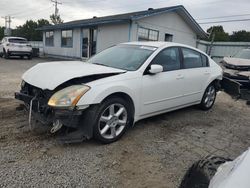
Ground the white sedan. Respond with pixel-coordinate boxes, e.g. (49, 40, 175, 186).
(15, 42, 222, 144)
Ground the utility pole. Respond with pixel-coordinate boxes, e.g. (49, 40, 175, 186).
(1, 15, 13, 36)
(51, 0, 62, 17)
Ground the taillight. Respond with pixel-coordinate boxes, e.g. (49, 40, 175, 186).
(6, 43, 10, 46)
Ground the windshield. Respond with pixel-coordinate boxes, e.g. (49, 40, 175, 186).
(234, 49, 250, 60)
(8, 38, 27, 44)
(88, 44, 156, 71)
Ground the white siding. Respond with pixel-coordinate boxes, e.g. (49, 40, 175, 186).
(133, 12, 197, 47)
(42, 11, 200, 58)
(96, 23, 129, 52)
(44, 28, 81, 58)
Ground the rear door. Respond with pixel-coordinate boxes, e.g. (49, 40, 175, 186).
(180, 47, 211, 103)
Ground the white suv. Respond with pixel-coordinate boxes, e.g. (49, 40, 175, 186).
(0, 37, 32, 59)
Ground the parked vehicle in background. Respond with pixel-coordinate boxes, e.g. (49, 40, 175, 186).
(179, 148, 250, 188)
(0, 37, 32, 59)
(15, 42, 222, 144)
(221, 48, 250, 88)
(220, 49, 250, 103)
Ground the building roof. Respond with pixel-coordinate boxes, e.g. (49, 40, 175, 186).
(38, 5, 207, 38)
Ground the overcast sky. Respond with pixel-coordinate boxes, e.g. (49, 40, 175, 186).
(0, 0, 250, 33)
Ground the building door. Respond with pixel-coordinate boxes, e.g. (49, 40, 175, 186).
(81, 28, 97, 59)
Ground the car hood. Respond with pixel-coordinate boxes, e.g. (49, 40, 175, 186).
(224, 57, 250, 67)
(22, 61, 126, 90)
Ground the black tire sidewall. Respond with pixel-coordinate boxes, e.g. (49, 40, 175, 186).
(200, 84, 216, 110)
(3, 49, 9, 59)
(93, 97, 132, 144)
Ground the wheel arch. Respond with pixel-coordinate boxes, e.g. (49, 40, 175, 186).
(101, 92, 135, 122)
(208, 78, 221, 91)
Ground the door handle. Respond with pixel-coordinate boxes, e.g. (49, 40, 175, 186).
(176, 75, 184, 80)
(204, 71, 210, 75)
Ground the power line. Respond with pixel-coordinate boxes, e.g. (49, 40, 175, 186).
(199, 18, 250, 24)
(1, 16, 14, 29)
(196, 13, 250, 20)
(51, 0, 62, 16)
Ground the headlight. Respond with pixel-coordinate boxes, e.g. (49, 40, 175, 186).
(48, 85, 90, 108)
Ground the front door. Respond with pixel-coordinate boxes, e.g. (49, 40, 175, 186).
(141, 47, 186, 115)
(81, 28, 97, 59)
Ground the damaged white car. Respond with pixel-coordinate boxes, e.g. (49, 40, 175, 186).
(15, 42, 222, 143)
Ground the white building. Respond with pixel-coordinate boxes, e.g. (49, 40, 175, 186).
(38, 5, 207, 59)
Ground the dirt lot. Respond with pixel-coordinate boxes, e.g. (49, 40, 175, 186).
(0, 57, 250, 187)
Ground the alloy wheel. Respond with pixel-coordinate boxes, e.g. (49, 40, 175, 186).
(204, 86, 216, 108)
(98, 103, 128, 140)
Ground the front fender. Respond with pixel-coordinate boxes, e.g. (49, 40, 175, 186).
(76, 79, 141, 119)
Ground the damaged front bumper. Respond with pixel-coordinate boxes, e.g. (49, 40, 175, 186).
(15, 92, 83, 128)
(15, 90, 93, 143)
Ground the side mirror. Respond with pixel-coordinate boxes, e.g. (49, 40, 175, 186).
(148, 64, 163, 74)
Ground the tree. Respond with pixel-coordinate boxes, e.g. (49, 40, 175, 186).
(50, 14, 63, 25)
(206, 26, 229, 42)
(12, 19, 50, 41)
(0, 27, 4, 40)
(230, 30, 250, 42)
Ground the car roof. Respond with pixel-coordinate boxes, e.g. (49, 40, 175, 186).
(5, 37, 27, 40)
(121, 41, 207, 55)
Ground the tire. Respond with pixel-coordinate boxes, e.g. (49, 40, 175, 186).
(20, 55, 24, 59)
(92, 97, 133, 144)
(199, 83, 217, 110)
(179, 156, 231, 188)
(27, 55, 32, 60)
(3, 49, 9, 59)
(0, 53, 3, 58)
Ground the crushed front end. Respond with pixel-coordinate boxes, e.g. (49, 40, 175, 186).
(14, 81, 91, 143)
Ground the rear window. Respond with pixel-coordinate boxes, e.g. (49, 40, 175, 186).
(182, 48, 209, 68)
(8, 38, 27, 43)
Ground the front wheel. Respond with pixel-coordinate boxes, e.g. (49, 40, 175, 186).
(199, 84, 217, 110)
(93, 97, 132, 144)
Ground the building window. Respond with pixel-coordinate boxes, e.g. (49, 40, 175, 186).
(45, 31, 54, 46)
(61, 30, 73, 47)
(165, 33, 173, 42)
(138, 27, 159, 41)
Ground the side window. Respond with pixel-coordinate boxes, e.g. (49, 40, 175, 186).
(182, 48, 203, 69)
(201, 54, 209, 67)
(151, 47, 181, 72)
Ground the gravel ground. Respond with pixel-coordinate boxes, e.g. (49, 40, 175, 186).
(0, 57, 250, 187)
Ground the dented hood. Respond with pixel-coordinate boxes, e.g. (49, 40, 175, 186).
(22, 61, 125, 90)
(224, 57, 250, 67)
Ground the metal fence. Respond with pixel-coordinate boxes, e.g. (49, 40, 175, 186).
(197, 40, 250, 62)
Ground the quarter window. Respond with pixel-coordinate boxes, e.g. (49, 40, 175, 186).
(201, 54, 209, 67)
(138, 27, 159, 41)
(61, 30, 73, 47)
(182, 48, 203, 69)
(151, 47, 181, 72)
(45, 31, 54, 46)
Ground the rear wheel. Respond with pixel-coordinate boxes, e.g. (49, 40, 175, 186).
(199, 84, 216, 110)
(3, 49, 9, 59)
(93, 97, 132, 144)
(27, 54, 32, 60)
